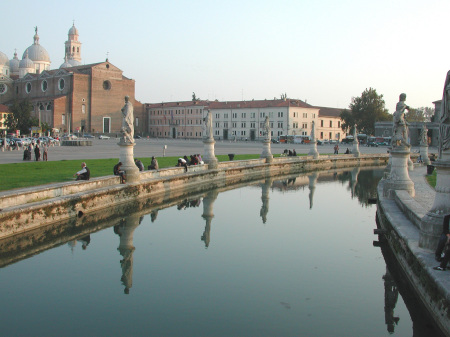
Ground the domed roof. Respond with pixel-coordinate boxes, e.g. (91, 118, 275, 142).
(68, 58, 81, 66)
(22, 27, 51, 63)
(68, 23, 79, 36)
(10, 51, 20, 73)
(0, 51, 9, 66)
(60, 56, 72, 68)
(19, 51, 34, 69)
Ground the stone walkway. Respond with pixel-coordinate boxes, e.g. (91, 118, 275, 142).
(409, 164, 436, 211)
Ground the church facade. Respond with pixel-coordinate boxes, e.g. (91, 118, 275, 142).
(0, 24, 144, 135)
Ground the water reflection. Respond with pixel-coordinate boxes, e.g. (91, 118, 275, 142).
(0, 167, 443, 336)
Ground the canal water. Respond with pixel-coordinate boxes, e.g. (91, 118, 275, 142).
(0, 168, 444, 337)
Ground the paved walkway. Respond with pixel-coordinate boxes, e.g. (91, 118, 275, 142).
(409, 164, 436, 211)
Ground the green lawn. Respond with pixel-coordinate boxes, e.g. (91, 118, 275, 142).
(0, 154, 262, 192)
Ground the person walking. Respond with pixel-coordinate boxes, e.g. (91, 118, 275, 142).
(42, 144, 48, 161)
(34, 144, 41, 161)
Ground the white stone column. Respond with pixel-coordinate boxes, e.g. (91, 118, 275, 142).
(260, 139, 273, 163)
(352, 128, 360, 157)
(383, 147, 415, 198)
(118, 140, 140, 183)
(203, 138, 218, 169)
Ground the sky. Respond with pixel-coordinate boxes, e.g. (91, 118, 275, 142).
(2, 0, 449, 112)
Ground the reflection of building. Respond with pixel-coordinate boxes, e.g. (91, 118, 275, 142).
(0, 25, 144, 135)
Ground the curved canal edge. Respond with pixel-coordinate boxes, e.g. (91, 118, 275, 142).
(376, 166, 450, 336)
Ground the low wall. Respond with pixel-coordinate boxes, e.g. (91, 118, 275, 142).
(61, 140, 92, 146)
(376, 180, 450, 335)
(0, 154, 388, 239)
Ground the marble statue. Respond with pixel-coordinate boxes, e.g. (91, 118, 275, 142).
(121, 96, 134, 143)
(263, 116, 271, 140)
(203, 110, 213, 140)
(310, 120, 316, 142)
(439, 71, 450, 158)
(420, 124, 428, 146)
(392, 93, 410, 148)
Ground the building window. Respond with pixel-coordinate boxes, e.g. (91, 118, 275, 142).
(278, 112, 283, 117)
(320, 132, 323, 139)
(215, 130, 220, 136)
(232, 113, 237, 118)
(58, 78, 65, 90)
(224, 113, 228, 118)
(215, 113, 220, 119)
(329, 121, 333, 127)
(215, 122, 220, 128)
(320, 120, 324, 127)
(241, 113, 246, 118)
(329, 132, 332, 139)
(223, 122, 228, 128)
(82, 104, 86, 114)
(278, 122, 283, 128)
(260, 112, 265, 118)
(303, 113, 307, 118)
(338, 121, 341, 128)
(46, 103, 52, 111)
(0, 83, 6, 95)
(242, 130, 246, 136)
(302, 123, 307, 129)
(232, 122, 237, 128)
(250, 122, 255, 128)
(103, 80, 111, 90)
(41, 80, 48, 92)
(251, 112, 255, 118)
(26, 82, 32, 93)
(103, 117, 111, 133)
(62, 114, 66, 125)
(135, 118, 139, 127)
(241, 122, 246, 128)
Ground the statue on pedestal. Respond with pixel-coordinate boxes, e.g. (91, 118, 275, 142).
(121, 96, 134, 143)
(310, 120, 316, 142)
(203, 110, 213, 140)
(263, 116, 271, 141)
(420, 124, 428, 146)
(439, 71, 450, 158)
(392, 93, 410, 148)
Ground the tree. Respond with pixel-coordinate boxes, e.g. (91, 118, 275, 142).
(192, 92, 200, 102)
(405, 106, 435, 122)
(5, 99, 38, 135)
(340, 88, 391, 136)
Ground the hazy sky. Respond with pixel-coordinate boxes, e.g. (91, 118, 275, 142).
(3, 0, 449, 112)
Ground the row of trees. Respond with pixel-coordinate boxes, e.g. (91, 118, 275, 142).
(340, 88, 434, 136)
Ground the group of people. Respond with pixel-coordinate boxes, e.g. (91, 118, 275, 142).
(283, 149, 297, 156)
(177, 154, 204, 172)
(23, 142, 48, 161)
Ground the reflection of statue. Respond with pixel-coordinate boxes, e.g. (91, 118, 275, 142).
(121, 96, 134, 143)
(203, 110, 213, 140)
(383, 270, 400, 333)
(392, 93, 410, 147)
(420, 124, 428, 146)
(439, 71, 450, 158)
(263, 116, 271, 140)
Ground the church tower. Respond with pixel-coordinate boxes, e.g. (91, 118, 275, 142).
(65, 23, 82, 66)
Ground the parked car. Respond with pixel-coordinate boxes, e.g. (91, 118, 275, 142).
(316, 140, 323, 145)
(271, 139, 280, 144)
(62, 134, 78, 140)
(322, 139, 329, 144)
(12, 138, 24, 147)
(367, 141, 378, 147)
(99, 135, 110, 139)
(134, 135, 142, 139)
(83, 134, 95, 138)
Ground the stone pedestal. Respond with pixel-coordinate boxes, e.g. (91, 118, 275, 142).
(408, 156, 414, 171)
(420, 154, 450, 249)
(383, 146, 415, 198)
(203, 138, 218, 169)
(118, 141, 140, 183)
(260, 139, 273, 163)
(308, 141, 319, 159)
(420, 145, 431, 165)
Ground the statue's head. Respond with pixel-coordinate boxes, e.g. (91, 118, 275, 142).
(124, 95, 129, 102)
(399, 93, 406, 101)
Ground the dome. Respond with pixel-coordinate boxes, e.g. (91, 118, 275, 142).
(60, 56, 72, 68)
(68, 58, 81, 66)
(19, 52, 34, 69)
(10, 51, 20, 73)
(68, 23, 79, 36)
(22, 27, 51, 63)
(0, 51, 9, 66)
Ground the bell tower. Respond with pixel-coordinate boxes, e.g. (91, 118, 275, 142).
(65, 22, 82, 64)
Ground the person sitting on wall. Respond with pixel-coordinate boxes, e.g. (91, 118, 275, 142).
(148, 156, 159, 170)
(74, 162, 90, 181)
(134, 159, 144, 171)
(177, 157, 188, 172)
(345, 148, 350, 154)
(292, 149, 297, 156)
(114, 162, 126, 184)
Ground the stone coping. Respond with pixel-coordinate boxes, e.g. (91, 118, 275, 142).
(377, 170, 450, 335)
